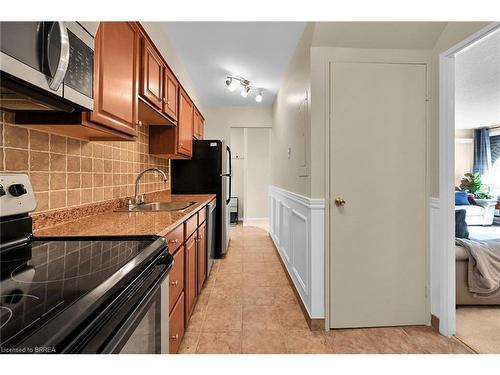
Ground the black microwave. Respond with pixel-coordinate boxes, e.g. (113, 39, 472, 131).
(0, 22, 98, 112)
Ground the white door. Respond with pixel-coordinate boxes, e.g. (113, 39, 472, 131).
(329, 62, 428, 328)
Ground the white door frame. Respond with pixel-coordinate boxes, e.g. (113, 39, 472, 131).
(438, 23, 500, 337)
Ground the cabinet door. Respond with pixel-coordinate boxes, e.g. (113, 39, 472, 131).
(141, 39, 163, 109)
(169, 292, 185, 354)
(197, 222, 207, 293)
(178, 88, 194, 157)
(169, 245, 184, 313)
(184, 234, 197, 323)
(193, 108, 201, 139)
(163, 67, 178, 121)
(89, 22, 138, 137)
(199, 116, 204, 140)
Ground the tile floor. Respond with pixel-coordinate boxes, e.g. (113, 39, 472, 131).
(179, 224, 474, 354)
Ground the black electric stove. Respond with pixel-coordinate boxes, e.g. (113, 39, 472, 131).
(0, 174, 173, 354)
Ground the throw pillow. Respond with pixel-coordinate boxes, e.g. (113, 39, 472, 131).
(467, 193, 477, 205)
(455, 209, 469, 239)
(455, 191, 470, 206)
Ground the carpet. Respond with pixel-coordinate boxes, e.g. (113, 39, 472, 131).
(456, 306, 500, 353)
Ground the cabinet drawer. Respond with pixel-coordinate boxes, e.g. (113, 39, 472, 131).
(169, 292, 185, 354)
(165, 224, 184, 254)
(169, 245, 185, 313)
(185, 213, 198, 240)
(198, 206, 206, 225)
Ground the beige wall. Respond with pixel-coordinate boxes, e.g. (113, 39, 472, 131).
(271, 23, 315, 197)
(229, 128, 245, 219)
(228, 127, 271, 220)
(244, 128, 271, 219)
(204, 106, 273, 141)
(455, 129, 474, 186)
(312, 22, 446, 49)
(0, 111, 169, 213)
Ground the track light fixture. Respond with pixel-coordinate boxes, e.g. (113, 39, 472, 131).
(225, 75, 264, 103)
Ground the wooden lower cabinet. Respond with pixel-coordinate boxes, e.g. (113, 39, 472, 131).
(166, 204, 210, 353)
(169, 246, 185, 312)
(197, 222, 207, 294)
(184, 233, 198, 323)
(165, 223, 184, 254)
(169, 292, 185, 354)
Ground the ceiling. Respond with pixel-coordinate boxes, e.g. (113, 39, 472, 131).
(162, 22, 306, 107)
(455, 28, 500, 129)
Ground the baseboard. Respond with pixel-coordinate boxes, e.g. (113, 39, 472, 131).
(269, 234, 325, 331)
(431, 314, 440, 332)
(244, 217, 268, 221)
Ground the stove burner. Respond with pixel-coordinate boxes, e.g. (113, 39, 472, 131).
(0, 306, 13, 329)
(4, 290, 25, 304)
(0, 293, 39, 305)
(9, 248, 133, 283)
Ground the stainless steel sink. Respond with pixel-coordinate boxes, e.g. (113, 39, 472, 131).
(115, 201, 196, 212)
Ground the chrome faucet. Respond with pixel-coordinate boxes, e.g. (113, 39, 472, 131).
(134, 168, 168, 204)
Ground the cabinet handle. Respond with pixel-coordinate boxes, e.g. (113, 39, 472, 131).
(168, 239, 179, 244)
(137, 121, 143, 126)
(170, 334, 179, 341)
(163, 97, 167, 103)
(170, 280, 179, 287)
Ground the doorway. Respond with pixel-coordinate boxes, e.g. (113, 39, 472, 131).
(229, 127, 271, 230)
(440, 23, 500, 351)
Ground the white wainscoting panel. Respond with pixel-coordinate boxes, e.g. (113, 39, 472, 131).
(269, 185, 325, 318)
(430, 197, 441, 320)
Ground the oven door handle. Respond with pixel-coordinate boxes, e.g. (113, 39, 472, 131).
(47, 22, 70, 91)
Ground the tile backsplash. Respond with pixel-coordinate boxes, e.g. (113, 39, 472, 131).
(0, 111, 170, 213)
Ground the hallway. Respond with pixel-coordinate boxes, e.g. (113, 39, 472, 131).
(179, 225, 474, 354)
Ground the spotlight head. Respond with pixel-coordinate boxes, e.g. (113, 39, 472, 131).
(240, 86, 250, 98)
(226, 77, 237, 92)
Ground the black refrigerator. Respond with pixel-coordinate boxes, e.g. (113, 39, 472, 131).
(171, 140, 232, 258)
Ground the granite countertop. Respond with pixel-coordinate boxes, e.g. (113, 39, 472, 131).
(34, 192, 216, 237)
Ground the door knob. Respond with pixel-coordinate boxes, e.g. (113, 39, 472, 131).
(334, 197, 346, 206)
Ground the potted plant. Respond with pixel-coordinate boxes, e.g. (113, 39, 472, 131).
(458, 172, 492, 199)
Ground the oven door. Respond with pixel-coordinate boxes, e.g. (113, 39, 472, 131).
(118, 276, 169, 354)
(70, 250, 171, 354)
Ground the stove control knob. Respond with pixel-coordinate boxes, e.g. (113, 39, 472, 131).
(0, 184, 6, 197)
(9, 183, 27, 197)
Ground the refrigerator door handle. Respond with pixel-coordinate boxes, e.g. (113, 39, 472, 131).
(226, 146, 232, 205)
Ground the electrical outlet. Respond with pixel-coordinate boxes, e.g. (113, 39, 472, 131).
(287, 147, 291, 160)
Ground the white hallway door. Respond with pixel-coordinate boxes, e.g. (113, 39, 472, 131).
(330, 62, 428, 328)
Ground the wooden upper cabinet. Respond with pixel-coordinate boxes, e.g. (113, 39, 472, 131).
(178, 88, 194, 157)
(141, 39, 163, 109)
(199, 115, 204, 140)
(163, 67, 178, 121)
(89, 22, 139, 137)
(193, 108, 202, 140)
